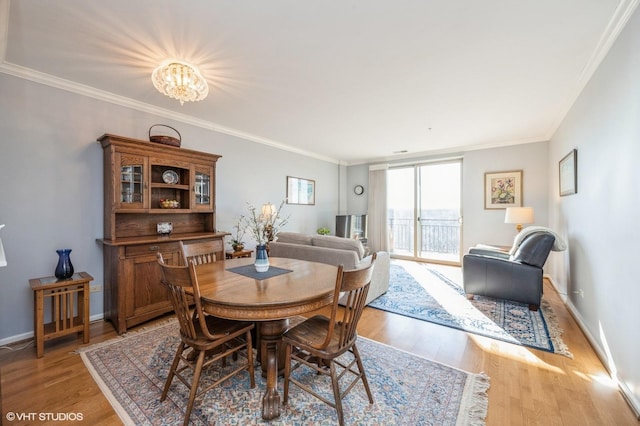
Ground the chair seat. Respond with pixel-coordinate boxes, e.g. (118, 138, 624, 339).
(283, 315, 356, 358)
(185, 315, 254, 350)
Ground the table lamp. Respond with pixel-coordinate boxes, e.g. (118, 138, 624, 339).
(261, 203, 277, 220)
(261, 203, 277, 242)
(504, 207, 534, 232)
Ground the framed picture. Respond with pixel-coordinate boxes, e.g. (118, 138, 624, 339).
(484, 170, 522, 209)
(286, 176, 315, 205)
(559, 149, 577, 196)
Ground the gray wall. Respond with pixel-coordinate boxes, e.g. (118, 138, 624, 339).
(546, 5, 640, 413)
(346, 141, 549, 258)
(462, 142, 549, 253)
(0, 72, 338, 342)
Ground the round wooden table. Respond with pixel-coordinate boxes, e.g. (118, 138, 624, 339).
(194, 257, 338, 420)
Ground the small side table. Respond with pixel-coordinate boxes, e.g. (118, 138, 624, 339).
(29, 272, 93, 358)
(225, 250, 252, 259)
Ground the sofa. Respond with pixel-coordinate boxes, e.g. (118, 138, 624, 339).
(268, 232, 390, 305)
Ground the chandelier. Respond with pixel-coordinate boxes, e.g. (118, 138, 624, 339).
(151, 60, 209, 105)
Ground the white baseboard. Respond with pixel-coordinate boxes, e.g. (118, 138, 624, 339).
(0, 313, 105, 347)
(0, 330, 32, 347)
(546, 274, 640, 419)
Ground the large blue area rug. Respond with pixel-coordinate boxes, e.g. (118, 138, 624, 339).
(369, 263, 572, 357)
(80, 320, 489, 425)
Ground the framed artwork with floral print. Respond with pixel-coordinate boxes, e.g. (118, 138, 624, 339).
(484, 170, 522, 209)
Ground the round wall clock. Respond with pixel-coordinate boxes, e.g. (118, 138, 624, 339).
(354, 185, 364, 195)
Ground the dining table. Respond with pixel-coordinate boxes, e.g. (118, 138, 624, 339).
(194, 256, 339, 420)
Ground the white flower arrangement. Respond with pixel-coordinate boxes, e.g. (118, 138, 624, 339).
(245, 200, 290, 246)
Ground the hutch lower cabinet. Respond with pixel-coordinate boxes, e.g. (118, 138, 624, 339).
(102, 237, 223, 334)
(98, 134, 227, 334)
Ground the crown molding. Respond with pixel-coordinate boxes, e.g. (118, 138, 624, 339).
(0, 1, 338, 164)
(545, 0, 640, 140)
(0, 61, 340, 164)
(2, 0, 637, 166)
(0, 0, 339, 166)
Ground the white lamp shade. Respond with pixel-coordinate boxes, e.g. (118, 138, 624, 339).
(261, 203, 277, 218)
(504, 207, 534, 225)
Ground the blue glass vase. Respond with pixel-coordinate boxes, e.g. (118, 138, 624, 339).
(55, 249, 74, 279)
(254, 244, 270, 272)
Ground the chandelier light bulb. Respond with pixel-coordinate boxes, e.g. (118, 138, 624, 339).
(152, 60, 209, 105)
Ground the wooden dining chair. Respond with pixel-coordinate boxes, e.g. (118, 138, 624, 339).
(180, 240, 218, 266)
(157, 253, 255, 426)
(181, 240, 255, 361)
(282, 253, 377, 426)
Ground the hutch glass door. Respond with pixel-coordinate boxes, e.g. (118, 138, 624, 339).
(117, 153, 147, 209)
(193, 166, 213, 210)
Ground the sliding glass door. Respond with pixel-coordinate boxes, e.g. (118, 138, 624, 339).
(388, 160, 462, 264)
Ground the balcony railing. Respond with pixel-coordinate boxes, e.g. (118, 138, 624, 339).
(389, 218, 460, 256)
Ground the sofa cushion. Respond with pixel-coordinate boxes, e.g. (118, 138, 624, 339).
(275, 232, 312, 246)
(312, 235, 365, 259)
(268, 242, 359, 269)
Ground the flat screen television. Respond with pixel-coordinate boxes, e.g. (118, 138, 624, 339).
(335, 215, 367, 243)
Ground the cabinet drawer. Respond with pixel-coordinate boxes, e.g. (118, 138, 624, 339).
(125, 242, 181, 257)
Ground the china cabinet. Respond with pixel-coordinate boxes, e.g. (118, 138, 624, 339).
(98, 134, 227, 334)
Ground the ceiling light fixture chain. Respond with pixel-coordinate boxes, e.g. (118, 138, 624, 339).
(151, 60, 209, 105)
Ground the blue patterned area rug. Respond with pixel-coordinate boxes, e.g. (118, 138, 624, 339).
(79, 320, 489, 425)
(369, 263, 572, 357)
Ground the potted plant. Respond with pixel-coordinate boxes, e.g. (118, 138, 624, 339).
(316, 227, 330, 235)
(230, 216, 247, 252)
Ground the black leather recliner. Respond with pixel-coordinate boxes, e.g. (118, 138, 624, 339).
(462, 231, 556, 311)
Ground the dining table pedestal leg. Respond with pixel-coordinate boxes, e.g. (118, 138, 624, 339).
(258, 319, 289, 420)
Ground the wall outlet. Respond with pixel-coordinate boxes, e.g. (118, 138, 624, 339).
(90, 284, 103, 293)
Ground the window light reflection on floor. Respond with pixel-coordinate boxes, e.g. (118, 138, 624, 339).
(397, 260, 566, 373)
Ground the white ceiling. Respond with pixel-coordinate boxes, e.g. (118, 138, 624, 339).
(1, 0, 636, 164)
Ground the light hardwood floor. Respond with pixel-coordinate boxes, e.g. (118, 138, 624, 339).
(1, 262, 637, 425)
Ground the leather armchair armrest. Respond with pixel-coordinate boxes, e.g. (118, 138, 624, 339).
(467, 248, 510, 260)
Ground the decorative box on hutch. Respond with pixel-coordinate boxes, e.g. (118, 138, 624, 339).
(97, 134, 228, 334)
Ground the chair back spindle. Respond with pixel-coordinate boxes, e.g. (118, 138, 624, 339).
(180, 240, 218, 266)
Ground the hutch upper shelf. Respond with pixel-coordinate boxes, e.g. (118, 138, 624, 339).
(98, 133, 221, 242)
